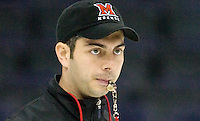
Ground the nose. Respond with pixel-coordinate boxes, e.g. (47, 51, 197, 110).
(103, 66, 111, 71)
(101, 55, 116, 72)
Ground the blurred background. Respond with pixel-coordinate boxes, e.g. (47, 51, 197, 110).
(0, 0, 199, 121)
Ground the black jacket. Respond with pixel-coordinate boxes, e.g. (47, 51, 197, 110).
(6, 75, 113, 121)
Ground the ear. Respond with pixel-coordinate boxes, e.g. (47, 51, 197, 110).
(55, 42, 70, 68)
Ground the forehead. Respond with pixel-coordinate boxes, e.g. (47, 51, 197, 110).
(80, 30, 125, 45)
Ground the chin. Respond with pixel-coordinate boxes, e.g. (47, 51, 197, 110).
(92, 91, 109, 98)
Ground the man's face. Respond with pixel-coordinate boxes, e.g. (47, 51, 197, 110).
(67, 30, 125, 99)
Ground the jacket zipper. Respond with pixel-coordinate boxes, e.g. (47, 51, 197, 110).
(96, 98, 102, 119)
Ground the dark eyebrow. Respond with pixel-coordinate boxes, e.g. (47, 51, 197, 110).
(116, 43, 125, 48)
(87, 43, 106, 48)
(87, 43, 125, 48)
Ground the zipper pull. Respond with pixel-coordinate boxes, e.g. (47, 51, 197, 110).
(96, 98, 101, 118)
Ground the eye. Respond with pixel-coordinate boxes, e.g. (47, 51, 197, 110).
(114, 49, 122, 55)
(91, 49, 101, 55)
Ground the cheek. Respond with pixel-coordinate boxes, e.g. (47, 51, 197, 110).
(74, 58, 94, 78)
(115, 57, 124, 74)
(117, 56, 124, 67)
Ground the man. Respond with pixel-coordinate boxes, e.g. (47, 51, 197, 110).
(7, 0, 139, 121)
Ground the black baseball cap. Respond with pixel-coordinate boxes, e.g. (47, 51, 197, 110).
(56, 0, 139, 42)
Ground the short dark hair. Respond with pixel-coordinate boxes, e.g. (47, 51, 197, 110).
(65, 35, 81, 59)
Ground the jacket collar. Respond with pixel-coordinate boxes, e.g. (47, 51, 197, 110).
(47, 74, 107, 120)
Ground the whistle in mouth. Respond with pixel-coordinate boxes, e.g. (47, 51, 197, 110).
(106, 81, 116, 91)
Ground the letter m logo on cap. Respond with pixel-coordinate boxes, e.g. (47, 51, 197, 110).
(94, 3, 118, 17)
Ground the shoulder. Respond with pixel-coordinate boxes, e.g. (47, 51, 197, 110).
(6, 95, 64, 121)
(6, 96, 44, 121)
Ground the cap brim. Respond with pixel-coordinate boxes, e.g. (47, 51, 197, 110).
(77, 22, 139, 42)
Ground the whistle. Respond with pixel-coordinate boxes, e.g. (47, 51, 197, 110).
(106, 81, 116, 91)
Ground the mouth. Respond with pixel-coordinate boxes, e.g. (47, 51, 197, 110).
(96, 78, 110, 86)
